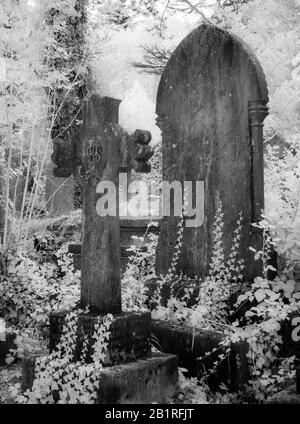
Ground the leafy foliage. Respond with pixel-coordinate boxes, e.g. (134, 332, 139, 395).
(264, 146, 300, 271)
(123, 198, 300, 403)
(0, 242, 80, 331)
(122, 231, 157, 312)
(16, 311, 113, 404)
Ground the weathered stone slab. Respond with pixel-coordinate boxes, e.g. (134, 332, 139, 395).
(267, 382, 300, 404)
(96, 353, 178, 404)
(44, 160, 74, 216)
(47, 220, 81, 240)
(22, 353, 178, 404)
(72, 252, 81, 271)
(0, 332, 17, 366)
(151, 319, 248, 391)
(49, 311, 151, 365)
(155, 24, 268, 282)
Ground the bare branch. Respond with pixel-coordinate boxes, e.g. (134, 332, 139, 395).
(217, 0, 252, 11)
(180, 0, 214, 25)
(130, 44, 172, 75)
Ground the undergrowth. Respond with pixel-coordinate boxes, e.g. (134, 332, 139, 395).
(122, 198, 300, 403)
(14, 311, 113, 404)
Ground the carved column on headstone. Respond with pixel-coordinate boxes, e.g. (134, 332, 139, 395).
(248, 100, 269, 224)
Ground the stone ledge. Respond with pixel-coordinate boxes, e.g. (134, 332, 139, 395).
(69, 244, 147, 256)
(22, 353, 178, 404)
(267, 382, 300, 404)
(49, 219, 160, 234)
(151, 319, 249, 391)
(49, 311, 151, 365)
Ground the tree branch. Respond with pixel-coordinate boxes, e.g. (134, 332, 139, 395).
(180, 0, 214, 25)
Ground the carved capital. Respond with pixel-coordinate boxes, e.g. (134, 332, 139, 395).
(248, 100, 269, 127)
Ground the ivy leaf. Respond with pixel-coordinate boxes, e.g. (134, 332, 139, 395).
(254, 289, 266, 303)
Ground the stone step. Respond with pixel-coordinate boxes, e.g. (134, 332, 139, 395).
(96, 353, 178, 404)
(69, 243, 147, 256)
(22, 352, 178, 404)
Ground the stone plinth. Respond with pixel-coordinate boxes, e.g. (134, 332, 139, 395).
(96, 353, 178, 404)
(151, 319, 248, 391)
(22, 353, 178, 404)
(49, 311, 151, 365)
(23, 312, 179, 404)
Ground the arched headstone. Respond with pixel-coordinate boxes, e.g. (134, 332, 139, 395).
(155, 24, 269, 281)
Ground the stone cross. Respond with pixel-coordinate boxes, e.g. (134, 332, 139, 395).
(52, 94, 153, 313)
(155, 24, 269, 282)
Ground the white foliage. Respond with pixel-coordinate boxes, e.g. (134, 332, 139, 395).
(120, 81, 161, 144)
(0, 318, 6, 341)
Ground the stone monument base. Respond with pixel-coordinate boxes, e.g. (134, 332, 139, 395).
(22, 352, 178, 404)
(49, 311, 151, 365)
(21, 311, 179, 404)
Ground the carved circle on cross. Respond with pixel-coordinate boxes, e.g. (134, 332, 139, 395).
(86, 138, 102, 170)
